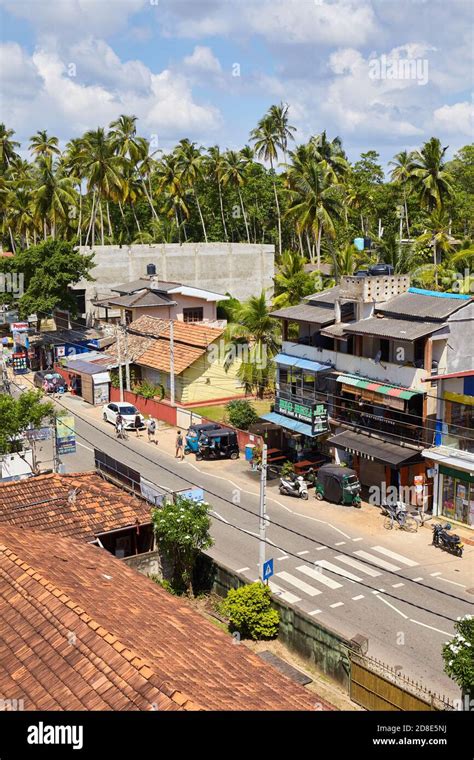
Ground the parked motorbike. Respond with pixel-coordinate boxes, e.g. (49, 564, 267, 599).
(279, 474, 309, 500)
(432, 523, 464, 557)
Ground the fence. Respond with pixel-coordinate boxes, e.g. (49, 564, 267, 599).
(109, 387, 177, 426)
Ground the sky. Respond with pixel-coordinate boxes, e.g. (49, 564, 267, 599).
(0, 0, 472, 171)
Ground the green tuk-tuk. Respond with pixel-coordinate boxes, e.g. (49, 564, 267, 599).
(314, 464, 361, 507)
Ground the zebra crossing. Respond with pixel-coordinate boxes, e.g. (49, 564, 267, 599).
(272, 544, 419, 612)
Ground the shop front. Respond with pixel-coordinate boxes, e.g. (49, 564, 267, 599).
(59, 357, 111, 406)
(422, 446, 474, 527)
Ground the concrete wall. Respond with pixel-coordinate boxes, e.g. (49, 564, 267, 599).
(76, 243, 275, 315)
(446, 302, 474, 373)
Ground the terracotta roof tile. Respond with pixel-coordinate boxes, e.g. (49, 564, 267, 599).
(130, 315, 223, 348)
(0, 471, 151, 542)
(0, 526, 325, 712)
(135, 337, 206, 374)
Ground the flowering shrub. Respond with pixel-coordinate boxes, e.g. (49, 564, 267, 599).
(442, 614, 474, 696)
(220, 582, 280, 640)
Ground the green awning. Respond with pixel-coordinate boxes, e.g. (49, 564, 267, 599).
(336, 374, 419, 400)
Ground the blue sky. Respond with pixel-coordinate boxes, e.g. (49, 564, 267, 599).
(0, 0, 472, 171)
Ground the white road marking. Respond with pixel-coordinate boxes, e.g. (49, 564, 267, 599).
(236, 567, 249, 573)
(409, 619, 452, 636)
(372, 590, 380, 595)
(430, 572, 442, 577)
(314, 560, 362, 582)
(334, 555, 381, 577)
(316, 546, 327, 551)
(354, 550, 400, 572)
(413, 577, 424, 582)
(297, 565, 343, 590)
(330, 602, 344, 608)
(352, 537, 364, 542)
(297, 550, 309, 555)
(376, 596, 408, 619)
(277, 555, 289, 561)
(76, 441, 94, 452)
(335, 541, 346, 546)
(268, 582, 301, 605)
(352, 595, 364, 601)
(309, 609, 322, 616)
(392, 583, 405, 588)
(436, 577, 466, 588)
(211, 511, 229, 524)
(276, 571, 322, 597)
(371, 545, 418, 567)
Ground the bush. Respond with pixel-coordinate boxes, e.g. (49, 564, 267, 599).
(225, 399, 258, 430)
(220, 582, 280, 640)
(280, 460, 295, 478)
(442, 614, 474, 697)
(134, 379, 164, 400)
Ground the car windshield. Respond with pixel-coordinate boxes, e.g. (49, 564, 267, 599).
(119, 406, 137, 415)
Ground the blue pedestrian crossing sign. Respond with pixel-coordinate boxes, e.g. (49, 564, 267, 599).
(263, 558, 274, 581)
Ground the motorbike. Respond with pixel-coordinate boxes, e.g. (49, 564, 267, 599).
(432, 523, 464, 557)
(279, 473, 309, 500)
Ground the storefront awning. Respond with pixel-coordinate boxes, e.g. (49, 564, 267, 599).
(328, 430, 423, 466)
(336, 374, 419, 400)
(261, 411, 314, 437)
(422, 447, 474, 475)
(274, 353, 331, 373)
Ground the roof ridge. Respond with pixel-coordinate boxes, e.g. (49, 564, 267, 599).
(0, 544, 202, 711)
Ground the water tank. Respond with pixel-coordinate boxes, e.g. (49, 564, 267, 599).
(353, 237, 364, 251)
(146, 263, 156, 276)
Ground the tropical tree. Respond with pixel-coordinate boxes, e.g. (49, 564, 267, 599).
(0, 390, 55, 454)
(410, 137, 454, 211)
(79, 127, 124, 245)
(32, 156, 77, 240)
(273, 251, 318, 306)
(175, 139, 208, 242)
(417, 209, 457, 287)
(0, 124, 20, 172)
(29, 130, 61, 160)
(221, 150, 251, 243)
(251, 116, 283, 254)
(206, 145, 228, 240)
(389, 150, 415, 237)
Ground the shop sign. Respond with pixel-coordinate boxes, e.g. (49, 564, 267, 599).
(274, 397, 328, 434)
(55, 415, 76, 455)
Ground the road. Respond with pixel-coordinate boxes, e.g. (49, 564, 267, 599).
(11, 379, 474, 702)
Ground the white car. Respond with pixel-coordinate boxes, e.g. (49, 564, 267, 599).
(102, 402, 145, 429)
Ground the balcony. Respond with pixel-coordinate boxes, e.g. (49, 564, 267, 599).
(282, 341, 429, 391)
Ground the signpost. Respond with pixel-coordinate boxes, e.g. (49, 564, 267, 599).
(274, 397, 328, 435)
(263, 558, 274, 583)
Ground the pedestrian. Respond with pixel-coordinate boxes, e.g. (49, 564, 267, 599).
(115, 413, 124, 439)
(146, 417, 157, 445)
(134, 412, 142, 437)
(175, 430, 184, 460)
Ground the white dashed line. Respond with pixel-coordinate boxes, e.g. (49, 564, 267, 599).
(330, 602, 344, 608)
(352, 537, 364, 542)
(430, 572, 442, 577)
(352, 595, 364, 601)
(297, 550, 309, 556)
(335, 541, 346, 546)
(392, 583, 405, 588)
(316, 546, 327, 551)
(372, 590, 380, 595)
(276, 555, 289, 561)
(236, 567, 249, 573)
(413, 577, 424, 582)
(309, 609, 322, 616)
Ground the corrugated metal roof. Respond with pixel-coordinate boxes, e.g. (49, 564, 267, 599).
(342, 316, 446, 340)
(328, 430, 423, 466)
(274, 353, 332, 372)
(107, 290, 175, 308)
(304, 286, 340, 304)
(376, 292, 471, 320)
(336, 374, 420, 399)
(270, 303, 335, 325)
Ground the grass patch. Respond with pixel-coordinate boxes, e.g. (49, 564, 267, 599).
(192, 399, 272, 424)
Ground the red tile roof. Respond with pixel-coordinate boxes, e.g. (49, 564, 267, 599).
(0, 527, 323, 711)
(135, 337, 206, 374)
(0, 472, 151, 541)
(130, 315, 223, 348)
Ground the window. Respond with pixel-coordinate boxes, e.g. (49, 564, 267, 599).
(183, 307, 204, 323)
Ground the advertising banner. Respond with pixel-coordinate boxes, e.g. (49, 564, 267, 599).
(55, 415, 76, 455)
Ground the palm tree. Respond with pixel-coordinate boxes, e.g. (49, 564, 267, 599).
(136, 137, 160, 221)
(5, 188, 35, 249)
(389, 150, 415, 237)
(309, 131, 349, 183)
(221, 150, 251, 243)
(272, 251, 318, 307)
(79, 128, 124, 245)
(410, 137, 454, 211)
(32, 155, 77, 239)
(175, 139, 208, 242)
(206, 146, 228, 241)
(268, 102, 296, 165)
(225, 291, 280, 398)
(417, 209, 456, 287)
(155, 153, 189, 242)
(251, 115, 283, 254)
(108, 114, 142, 163)
(285, 161, 344, 270)
(29, 130, 61, 160)
(0, 124, 20, 172)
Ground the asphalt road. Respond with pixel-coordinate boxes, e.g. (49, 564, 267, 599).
(11, 379, 474, 702)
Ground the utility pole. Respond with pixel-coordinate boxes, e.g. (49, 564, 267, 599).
(169, 319, 175, 406)
(259, 443, 267, 581)
(116, 325, 124, 402)
(123, 323, 131, 392)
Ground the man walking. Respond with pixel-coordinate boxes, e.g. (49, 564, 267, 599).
(175, 430, 184, 460)
(146, 417, 157, 445)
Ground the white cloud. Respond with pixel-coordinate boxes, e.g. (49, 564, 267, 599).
(432, 102, 474, 136)
(183, 46, 222, 74)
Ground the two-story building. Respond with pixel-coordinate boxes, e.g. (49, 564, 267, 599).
(267, 275, 473, 510)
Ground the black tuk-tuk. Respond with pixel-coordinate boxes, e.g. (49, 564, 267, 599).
(314, 464, 361, 507)
(185, 422, 221, 454)
(196, 428, 240, 461)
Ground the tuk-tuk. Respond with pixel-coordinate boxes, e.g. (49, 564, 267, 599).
(196, 428, 240, 461)
(314, 464, 361, 507)
(185, 423, 221, 454)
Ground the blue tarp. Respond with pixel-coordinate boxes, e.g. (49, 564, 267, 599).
(407, 287, 471, 300)
(261, 411, 315, 437)
(273, 353, 331, 373)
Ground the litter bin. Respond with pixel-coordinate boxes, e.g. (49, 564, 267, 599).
(245, 444, 255, 462)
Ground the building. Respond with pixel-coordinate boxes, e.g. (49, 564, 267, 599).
(268, 276, 473, 507)
(0, 471, 154, 556)
(0, 525, 322, 710)
(72, 242, 275, 318)
(106, 315, 244, 405)
(422, 369, 474, 527)
(92, 275, 229, 327)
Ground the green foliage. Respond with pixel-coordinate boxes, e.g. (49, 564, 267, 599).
(0, 390, 54, 453)
(442, 615, 474, 694)
(133, 379, 164, 400)
(280, 460, 295, 478)
(220, 582, 280, 640)
(149, 575, 179, 596)
(152, 496, 214, 596)
(225, 399, 258, 430)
